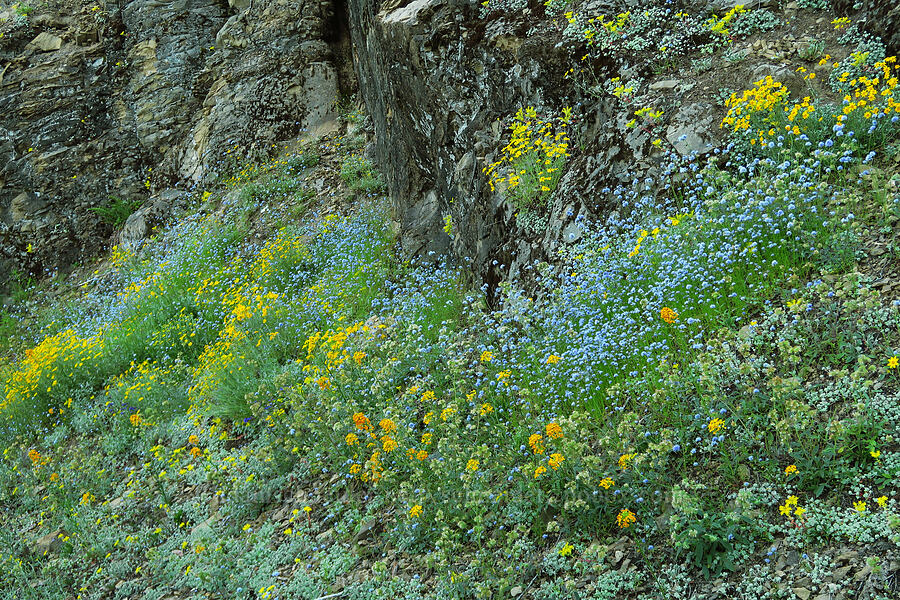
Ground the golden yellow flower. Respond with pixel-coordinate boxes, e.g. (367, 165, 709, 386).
(548, 453, 565, 470)
(616, 508, 636, 528)
(660, 306, 678, 324)
(545, 422, 563, 439)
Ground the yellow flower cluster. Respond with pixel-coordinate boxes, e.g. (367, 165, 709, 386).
(721, 76, 790, 134)
(660, 306, 678, 324)
(721, 57, 900, 149)
(778, 494, 806, 519)
(483, 107, 569, 208)
(616, 508, 636, 528)
(706, 4, 746, 37)
(2, 329, 102, 418)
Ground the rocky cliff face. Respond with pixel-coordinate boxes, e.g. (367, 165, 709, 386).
(347, 0, 719, 294)
(348, 0, 898, 295)
(0, 0, 353, 284)
(1, 0, 895, 293)
(349, 0, 613, 293)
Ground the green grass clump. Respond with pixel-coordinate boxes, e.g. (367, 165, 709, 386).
(89, 196, 142, 228)
(340, 154, 385, 194)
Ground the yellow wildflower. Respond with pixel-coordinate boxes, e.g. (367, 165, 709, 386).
(616, 508, 636, 528)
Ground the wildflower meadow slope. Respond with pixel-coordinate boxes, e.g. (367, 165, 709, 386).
(2, 13, 900, 600)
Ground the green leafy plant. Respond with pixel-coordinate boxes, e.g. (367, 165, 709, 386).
(90, 196, 142, 228)
(340, 154, 385, 194)
(670, 509, 759, 578)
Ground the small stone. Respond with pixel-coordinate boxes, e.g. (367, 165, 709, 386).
(835, 551, 858, 564)
(191, 518, 215, 537)
(28, 32, 63, 52)
(354, 519, 378, 543)
(510, 586, 523, 597)
(793, 588, 812, 600)
(649, 79, 679, 91)
(32, 529, 67, 555)
(832, 565, 852, 581)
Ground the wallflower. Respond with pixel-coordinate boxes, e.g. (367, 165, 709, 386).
(558, 542, 574, 557)
(877, 496, 888, 508)
(379, 418, 397, 434)
(618, 453, 635, 469)
(479, 350, 493, 362)
(345, 433, 359, 446)
(779, 495, 800, 517)
(854, 501, 866, 513)
(409, 504, 423, 518)
(708, 418, 725, 434)
(549, 453, 565, 470)
(28, 449, 42, 465)
(784, 464, 797, 475)
(352, 412, 371, 431)
(529, 434, 545, 455)
(381, 436, 398, 452)
(421, 433, 433, 445)
(416, 450, 428, 461)
(480, 403, 494, 416)
(546, 354, 561, 364)
(599, 477, 615, 489)
(616, 508, 636, 528)
(130, 413, 141, 427)
(545, 422, 563, 439)
(534, 465, 547, 478)
(466, 459, 479, 472)
(353, 351, 366, 365)
(660, 307, 678, 324)
(190, 447, 203, 458)
(188, 435, 200, 446)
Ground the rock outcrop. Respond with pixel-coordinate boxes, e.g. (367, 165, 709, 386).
(0, 0, 893, 294)
(0, 0, 353, 285)
(347, 0, 708, 294)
